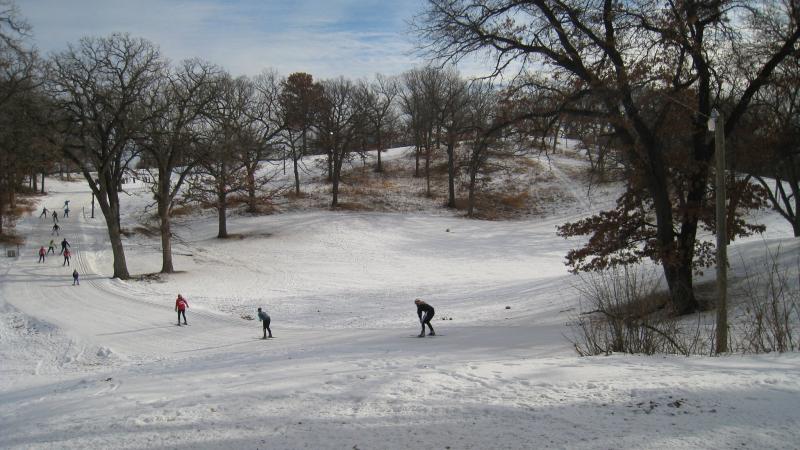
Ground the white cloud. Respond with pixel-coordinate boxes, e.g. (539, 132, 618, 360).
(20, 0, 428, 79)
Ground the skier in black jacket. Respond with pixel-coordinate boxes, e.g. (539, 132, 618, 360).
(257, 307, 272, 339)
(415, 298, 435, 337)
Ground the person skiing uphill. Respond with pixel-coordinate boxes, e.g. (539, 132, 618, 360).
(47, 239, 56, 255)
(38, 246, 46, 263)
(175, 294, 189, 325)
(51, 223, 60, 236)
(72, 269, 80, 285)
(415, 298, 435, 337)
(60, 238, 70, 255)
(62, 248, 71, 266)
(257, 307, 272, 339)
(39, 206, 48, 219)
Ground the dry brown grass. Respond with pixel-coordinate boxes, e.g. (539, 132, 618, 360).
(500, 191, 530, 209)
(227, 195, 249, 208)
(431, 161, 450, 175)
(463, 189, 535, 220)
(0, 232, 25, 246)
(452, 198, 470, 210)
(12, 198, 37, 216)
(170, 204, 200, 217)
(518, 158, 541, 168)
(332, 201, 370, 211)
(344, 167, 373, 185)
(285, 191, 310, 200)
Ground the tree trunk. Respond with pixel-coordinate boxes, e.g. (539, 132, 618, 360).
(156, 171, 174, 273)
(327, 149, 333, 183)
(159, 203, 174, 273)
(293, 151, 301, 195)
(663, 260, 696, 315)
(0, 183, 4, 235)
(424, 143, 431, 196)
(97, 193, 131, 279)
(217, 189, 228, 238)
(467, 160, 477, 217)
(331, 175, 339, 207)
(446, 140, 456, 208)
(645, 144, 702, 315)
(246, 167, 257, 213)
(40, 172, 45, 193)
(331, 147, 345, 207)
(375, 130, 383, 173)
(414, 144, 420, 178)
(793, 183, 800, 237)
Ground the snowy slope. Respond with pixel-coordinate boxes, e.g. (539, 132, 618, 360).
(0, 149, 798, 449)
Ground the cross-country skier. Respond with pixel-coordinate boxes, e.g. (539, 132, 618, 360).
(60, 238, 70, 255)
(415, 298, 436, 337)
(51, 223, 60, 236)
(63, 207, 69, 218)
(52, 210, 58, 223)
(257, 307, 272, 339)
(38, 246, 46, 263)
(175, 294, 189, 325)
(62, 248, 71, 266)
(39, 207, 48, 219)
(72, 269, 80, 285)
(47, 239, 56, 255)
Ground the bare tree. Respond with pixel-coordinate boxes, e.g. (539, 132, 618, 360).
(46, 33, 164, 279)
(318, 77, 363, 207)
(138, 59, 220, 273)
(246, 69, 287, 212)
(434, 69, 468, 208)
(464, 80, 501, 217)
(0, 0, 36, 108)
(186, 74, 249, 238)
(416, 0, 800, 314)
(0, 0, 39, 234)
(280, 72, 323, 192)
(0, 86, 44, 233)
(747, 57, 800, 236)
(401, 67, 442, 195)
(358, 74, 399, 173)
(399, 69, 428, 179)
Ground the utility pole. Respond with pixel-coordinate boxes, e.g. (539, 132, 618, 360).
(711, 110, 728, 354)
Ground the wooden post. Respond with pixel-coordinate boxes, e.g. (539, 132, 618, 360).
(714, 113, 728, 354)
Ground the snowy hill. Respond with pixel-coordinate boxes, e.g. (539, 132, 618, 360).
(0, 147, 798, 449)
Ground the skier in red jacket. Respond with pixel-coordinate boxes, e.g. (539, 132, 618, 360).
(175, 294, 189, 326)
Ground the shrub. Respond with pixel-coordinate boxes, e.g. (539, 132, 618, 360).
(500, 191, 530, 209)
(569, 266, 699, 356)
(734, 246, 800, 353)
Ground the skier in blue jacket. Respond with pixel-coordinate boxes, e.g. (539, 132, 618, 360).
(257, 307, 272, 339)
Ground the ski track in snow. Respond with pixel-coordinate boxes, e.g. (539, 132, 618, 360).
(0, 149, 798, 449)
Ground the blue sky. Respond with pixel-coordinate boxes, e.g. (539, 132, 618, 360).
(20, 0, 429, 79)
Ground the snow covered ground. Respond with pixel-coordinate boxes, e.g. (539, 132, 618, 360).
(1, 148, 798, 449)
